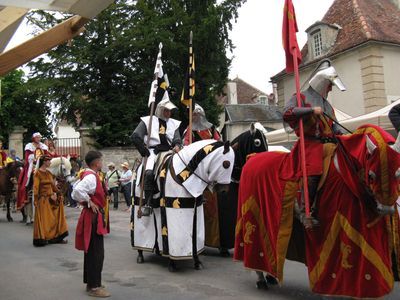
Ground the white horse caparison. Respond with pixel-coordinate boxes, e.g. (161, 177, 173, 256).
(132, 140, 235, 271)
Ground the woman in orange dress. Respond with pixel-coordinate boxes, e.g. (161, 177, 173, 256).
(33, 155, 68, 246)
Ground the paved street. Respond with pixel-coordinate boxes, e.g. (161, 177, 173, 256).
(0, 206, 399, 300)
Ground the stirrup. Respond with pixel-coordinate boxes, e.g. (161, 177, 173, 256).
(301, 215, 320, 229)
(140, 206, 153, 217)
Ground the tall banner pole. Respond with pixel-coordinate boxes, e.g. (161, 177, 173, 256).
(292, 51, 311, 219)
(138, 43, 162, 219)
(188, 31, 193, 145)
(283, 0, 311, 221)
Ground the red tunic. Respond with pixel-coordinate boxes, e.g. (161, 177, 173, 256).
(75, 170, 109, 253)
(283, 94, 336, 177)
(17, 145, 48, 209)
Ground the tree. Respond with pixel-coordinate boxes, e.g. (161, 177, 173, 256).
(27, 0, 246, 146)
(0, 70, 52, 146)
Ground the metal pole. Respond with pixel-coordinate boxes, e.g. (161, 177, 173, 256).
(292, 51, 311, 220)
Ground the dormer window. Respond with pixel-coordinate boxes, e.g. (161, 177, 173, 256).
(258, 95, 267, 105)
(306, 22, 341, 61)
(313, 30, 323, 57)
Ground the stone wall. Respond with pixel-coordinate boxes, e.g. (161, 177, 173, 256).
(99, 147, 140, 172)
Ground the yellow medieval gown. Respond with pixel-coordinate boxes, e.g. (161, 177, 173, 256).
(33, 169, 68, 246)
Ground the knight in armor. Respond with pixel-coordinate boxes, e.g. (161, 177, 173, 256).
(17, 132, 49, 224)
(183, 104, 221, 145)
(131, 99, 182, 212)
(283, 62, 346, 227)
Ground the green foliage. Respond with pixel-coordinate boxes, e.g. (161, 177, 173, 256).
(0, 70, 52, 146)
(27, 0, 246, 146)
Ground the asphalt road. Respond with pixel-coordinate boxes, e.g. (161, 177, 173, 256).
(0, 206, 399, 300)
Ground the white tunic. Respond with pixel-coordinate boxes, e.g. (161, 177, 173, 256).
(139, 116, 181, 174)
(140, 116, 181, 147)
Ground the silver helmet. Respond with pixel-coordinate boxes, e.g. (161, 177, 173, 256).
(155, 99, 177, 121)
(309, 64, 346, 99)
(192, 104, 213, 131)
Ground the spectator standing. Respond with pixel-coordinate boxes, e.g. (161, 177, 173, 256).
(6, 149, 21, 163)
(105, 163, 120, 210)
(119, 162, 132, 210)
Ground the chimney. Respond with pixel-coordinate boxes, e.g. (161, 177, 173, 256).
(390, 0, 400, 9)
(227, 81, 238, 105)
(272, 82, 278, 105)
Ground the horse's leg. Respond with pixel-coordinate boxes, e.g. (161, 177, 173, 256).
(137, 250, 144, 264)
(265, 274, 278, 285)
(219, 247, 230, 257)
(20, 208, 27, 223)
(12, 192, 16, 213)
(256, 271, 269, 290)
(6, 195, 13, 222)
(194, 256, 203, 270)
(2, 197, 6, 210)
(168, 259, 177, 272)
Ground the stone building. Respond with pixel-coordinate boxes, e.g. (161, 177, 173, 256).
(271, 0, 400, 117)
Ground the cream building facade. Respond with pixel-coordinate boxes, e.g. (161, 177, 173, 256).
(271, 0, 400, 117)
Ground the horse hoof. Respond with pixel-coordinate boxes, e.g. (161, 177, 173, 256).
(136, 256, 144, 264)
(265, 275, 278, 285)
(168, 262, 177, 273)
(219, 249, 230, 257)
(194, 262, 203, 270)
(256, 280, 269, 290)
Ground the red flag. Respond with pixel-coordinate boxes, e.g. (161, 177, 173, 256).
(282, 0, 302, 73)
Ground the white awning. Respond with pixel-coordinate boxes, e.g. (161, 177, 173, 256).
(0, 0, 114, 75)
(0, 0, 114, 19)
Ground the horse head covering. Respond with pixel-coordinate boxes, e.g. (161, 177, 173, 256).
(155, 99, 177, 121)
(309, 61, 346, 99)
(192, 103, 213, 131)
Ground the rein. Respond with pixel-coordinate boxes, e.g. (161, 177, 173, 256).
(166, 142, 226, 187)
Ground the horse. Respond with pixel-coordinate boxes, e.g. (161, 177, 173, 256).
(131, 140, 234, 271)
(48, 156, 72, 195)
(204, 122, 269, 256)
(0, 161, 23, 221)
(234, 125, 400, 298)
(18, 156, 72, 223)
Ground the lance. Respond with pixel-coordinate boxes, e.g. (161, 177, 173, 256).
(138, 42, 163, 219)
(188, 31, 194, 144)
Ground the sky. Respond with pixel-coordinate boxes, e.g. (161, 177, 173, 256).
(229, 0, 335, 93)
(7, 0, 335, 93)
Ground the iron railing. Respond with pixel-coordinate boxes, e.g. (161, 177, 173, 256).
(53, 138, 81, 158)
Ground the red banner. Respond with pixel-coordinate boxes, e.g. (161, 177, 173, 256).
(283, 0, 302, 73)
